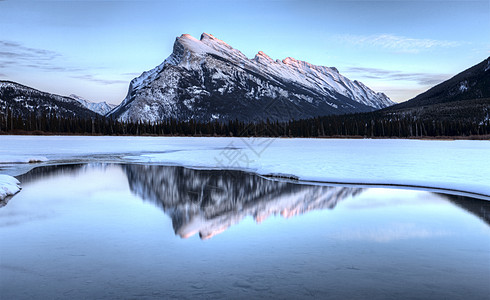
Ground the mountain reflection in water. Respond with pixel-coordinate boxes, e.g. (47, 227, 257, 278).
(14, 164, 362, 239)
(13, 163, 490, 239)
(4, 163, 489, 300)
(123, 164, 363, 239)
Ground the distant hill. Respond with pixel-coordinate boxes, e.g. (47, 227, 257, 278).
(0, 81, 99, 119)
(388, 57, 490, 110)
(382, 98, 490, 122)
(376, 57, 490, 123)
(69, 94, 116, 116)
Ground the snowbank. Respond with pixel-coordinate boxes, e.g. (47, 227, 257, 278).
(0, 175, 21, 200)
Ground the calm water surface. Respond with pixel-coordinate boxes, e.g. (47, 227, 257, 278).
(1, 164, 489, 299)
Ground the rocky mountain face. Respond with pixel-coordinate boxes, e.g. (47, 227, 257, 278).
(69, 94, 116, 116)
(0, 81, 100, 119)
(109, 33, 394, 123)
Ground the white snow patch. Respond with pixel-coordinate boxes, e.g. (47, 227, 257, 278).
(0, 175, 20, 200)
(70, 94, 116, 115)
(459, 81, 468, 93)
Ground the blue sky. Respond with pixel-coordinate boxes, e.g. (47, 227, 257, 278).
(0, 0, 488, 104)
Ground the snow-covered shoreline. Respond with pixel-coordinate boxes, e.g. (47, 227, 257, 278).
(1, 135, 489, 198)
(0, 174, 21, 201)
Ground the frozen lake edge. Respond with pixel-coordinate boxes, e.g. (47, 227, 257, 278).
(1, 135, 489, 199)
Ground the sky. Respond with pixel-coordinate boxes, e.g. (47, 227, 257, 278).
(0, 0, 488, 105)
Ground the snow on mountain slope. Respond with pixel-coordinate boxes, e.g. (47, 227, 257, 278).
(109, 33, 394, 123)
(69, 94, 116, 116)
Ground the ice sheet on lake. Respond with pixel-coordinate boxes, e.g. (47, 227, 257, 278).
(0, 135, 489, 197)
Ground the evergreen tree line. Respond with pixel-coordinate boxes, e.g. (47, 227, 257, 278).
(1, 109, 489, 138)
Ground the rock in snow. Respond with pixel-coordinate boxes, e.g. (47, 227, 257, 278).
(108, 33, 394, 123)
(0, 175, 20, 201)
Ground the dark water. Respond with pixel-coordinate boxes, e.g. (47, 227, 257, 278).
(1, 164, 489, 299)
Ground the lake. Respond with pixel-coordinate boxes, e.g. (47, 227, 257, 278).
(1, 163, 489, 299)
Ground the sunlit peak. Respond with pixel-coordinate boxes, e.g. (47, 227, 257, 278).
(200, 32, 216, 41)
(255, 50, 273, 61)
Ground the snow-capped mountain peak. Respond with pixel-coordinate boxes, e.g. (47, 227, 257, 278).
(69, 94, 116, 116)
(177, 33, 215, 56)
(109, 33, 394, 122)
(254, 51, 274, 63)
(200, 32, 234, 50)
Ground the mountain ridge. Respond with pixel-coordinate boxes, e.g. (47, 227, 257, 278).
(379, 56, 490, 123)
(69, 94, 116, 116)
(0, 80, 99, 120)
(108, 33, 394, 122)
(387, 57, 490, 110)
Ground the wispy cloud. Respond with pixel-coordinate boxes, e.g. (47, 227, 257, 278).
(71, 74, 127, 85)
(0, 40, 78, 74)
(23, 64, 85, 73)
(0, 40, 127, 86)
(346, 66, 451, 85)
(0, 40, 89, 74)
(338, 34, 462, 53)
(0, 61, 15, 68)
(0, 40, 60, 62)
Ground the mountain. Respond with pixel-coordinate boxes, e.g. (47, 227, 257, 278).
(270, 58, 490, 138)
(384, 57, 490, 121)
(0, 80, 100, 119)
(396, 57, 489, 109)
(69, 94, 116, 116)
(108, 33, 394, 123)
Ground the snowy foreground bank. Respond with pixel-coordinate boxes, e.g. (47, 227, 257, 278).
(0, 136, 489, 198)
(0, 174, 20, 201)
